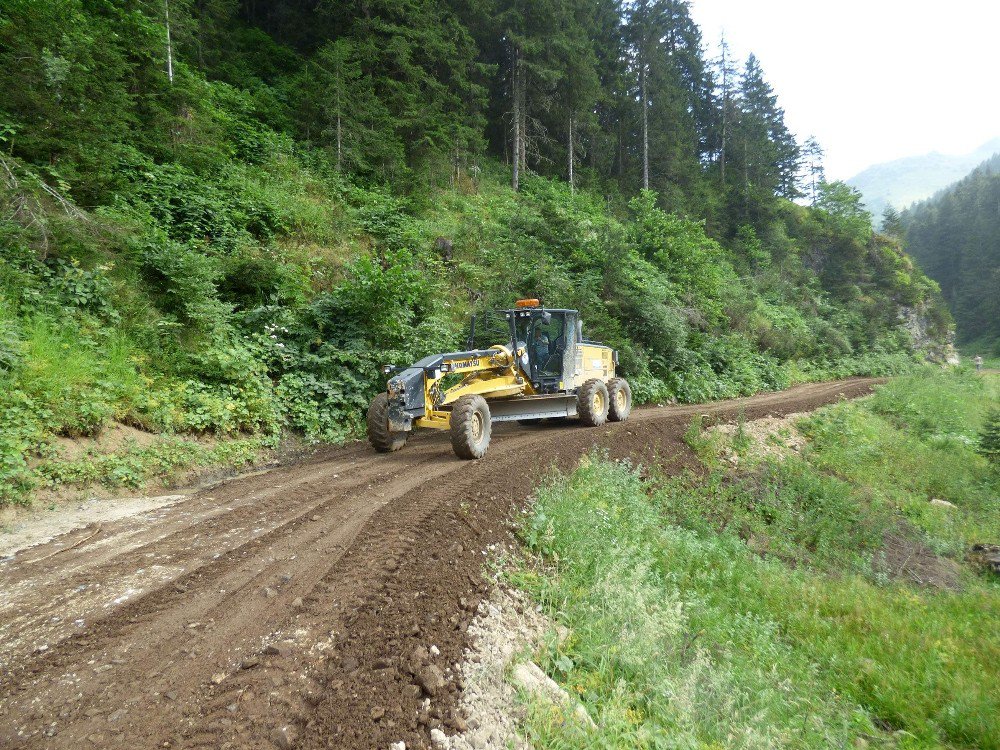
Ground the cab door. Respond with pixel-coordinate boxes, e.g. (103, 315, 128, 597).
(531, 311, 572, 393)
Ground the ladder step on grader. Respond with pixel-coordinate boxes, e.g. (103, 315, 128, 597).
(367, 299, 632, 459)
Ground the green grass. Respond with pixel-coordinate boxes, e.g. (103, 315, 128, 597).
(13, 318, 147, 432)
(800, 371, 999, 555)
(516, 371, 1000, 749)
(959, 337, 1000, 370)
(35, 435, 266, 491)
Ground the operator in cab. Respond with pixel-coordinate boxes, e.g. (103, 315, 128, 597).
(533, 327, 550, 365)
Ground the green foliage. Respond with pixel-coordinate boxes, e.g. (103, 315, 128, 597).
(814, 180, 873, 243)
(519, 371, 1000, 749)
(37, 436, 265, 491)
(904, 154, 1000, 345)
(866, 368, 987, 439)
(520, 458, 1000, 750)
(800, 372, 999, 555)
(0, 1, 952, 504)
(979, 409, 1000, 465)
(660, 461, 890, 574)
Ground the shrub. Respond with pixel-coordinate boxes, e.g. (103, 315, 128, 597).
(980, 409, 1000, 465)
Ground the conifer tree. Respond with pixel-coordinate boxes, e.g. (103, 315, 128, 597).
(736, 54, 799, 198)
(711, 33, 739, 186)
(801, 136, 825, 205)
(624, 0, 668, 191)
(879, 204, 903, 237)
(551, 2, 602, 191)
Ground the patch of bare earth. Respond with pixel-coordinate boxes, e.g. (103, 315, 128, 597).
(51, 422, 162, 462)
(881, 525, 962, 590)
(3, 426, 312, 543)
(710, 411, 808, 467)
(422, 581, 544, 750)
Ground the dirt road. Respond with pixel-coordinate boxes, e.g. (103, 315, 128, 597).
(0, 378, 881, 750)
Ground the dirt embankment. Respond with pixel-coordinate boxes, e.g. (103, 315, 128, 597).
(0, 378, 881, 750)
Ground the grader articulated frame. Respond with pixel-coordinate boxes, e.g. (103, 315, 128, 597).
(367, 299, 632, 459)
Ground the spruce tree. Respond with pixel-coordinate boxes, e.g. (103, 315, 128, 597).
(801, 136, 825, 205)
(735, 54, 799, 199)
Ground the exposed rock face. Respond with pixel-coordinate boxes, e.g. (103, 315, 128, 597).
(898, 304, 959, 364)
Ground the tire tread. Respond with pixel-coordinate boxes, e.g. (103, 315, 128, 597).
(367, 393, 408, 452)
(451, 395, 491, 459)
(578, 379, 609, 426)
(608, 377, 632, 422)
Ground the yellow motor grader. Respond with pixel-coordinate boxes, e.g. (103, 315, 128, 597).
(367, 299, 632, 459)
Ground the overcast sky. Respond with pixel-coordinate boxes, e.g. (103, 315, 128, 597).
(687, 0, 1000, 179)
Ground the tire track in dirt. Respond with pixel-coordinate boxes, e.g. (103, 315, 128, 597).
(0, 378, 881, 749)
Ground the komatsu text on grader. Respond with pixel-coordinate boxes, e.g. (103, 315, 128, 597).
(367, 300, 632, 459)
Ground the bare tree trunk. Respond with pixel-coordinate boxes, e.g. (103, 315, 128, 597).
(518, 68, 526, 175)
(720, 113, 727, 183)
(641, 65, 649, 191)
(512, 48, 521, 192)
(720, 90, 727, 184)
(719, 41, 729, 188)
(743, 138, 749, 189)
(336, 110, 342, 172)
(164, 0, 174, 84)
(568, 115, 574, 193)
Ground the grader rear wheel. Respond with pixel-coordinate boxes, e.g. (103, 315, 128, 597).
(608, 377, 632, 422)
(451, 395, 492, 459)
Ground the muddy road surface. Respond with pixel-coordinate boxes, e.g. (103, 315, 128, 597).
(0, 378, 880, 750)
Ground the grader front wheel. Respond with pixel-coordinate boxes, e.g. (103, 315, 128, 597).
(367, 393, 409, 452)
(451, 395, 492, 459)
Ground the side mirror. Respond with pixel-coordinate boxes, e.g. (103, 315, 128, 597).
(542, 311, 552, 324)
(577, 319, 583, 342)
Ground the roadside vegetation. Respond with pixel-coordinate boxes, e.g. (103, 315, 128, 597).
(0, 162, 932, 505)
(0, 2, 951, 505)
(516, 370, 1000, 749)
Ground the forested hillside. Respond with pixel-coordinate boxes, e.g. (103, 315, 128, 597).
(902, 154, 1000, 354)
(0, 1, 950, 502)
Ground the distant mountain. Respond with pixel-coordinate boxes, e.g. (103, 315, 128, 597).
(847, 138, 1000, 220)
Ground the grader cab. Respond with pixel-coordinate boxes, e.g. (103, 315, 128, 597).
(367, 300, 632, 459)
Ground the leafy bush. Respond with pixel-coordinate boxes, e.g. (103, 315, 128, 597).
(0, 318, 21, 373)
(979, 409, 1000, 465)
(0, 133, 950, 505)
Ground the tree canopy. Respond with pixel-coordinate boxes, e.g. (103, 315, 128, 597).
(903, 154, 1000, 350)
